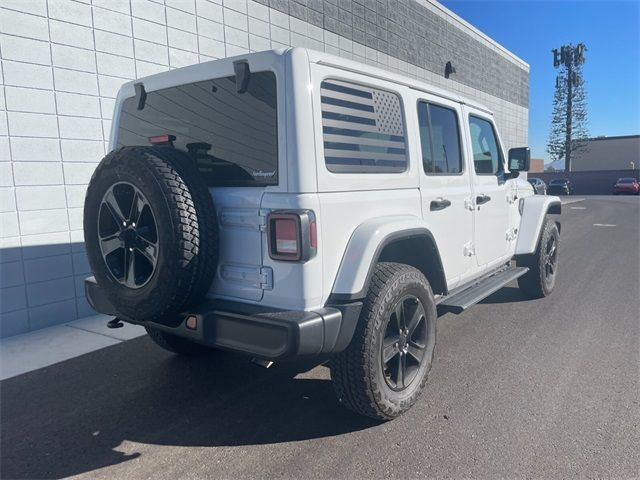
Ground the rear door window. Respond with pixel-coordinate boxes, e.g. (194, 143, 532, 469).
(320, 79, 407, 173)
(118, 71, 278, 186)
(469, 115, 503, 175)
(418, 102, 463, 174)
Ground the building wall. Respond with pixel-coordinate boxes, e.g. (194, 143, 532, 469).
(0, 0, 529, 337)
(570, 136, 640, 171)
(529, 158, 544, 173)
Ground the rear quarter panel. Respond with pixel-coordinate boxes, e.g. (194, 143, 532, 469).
(317, 189, 422, 305)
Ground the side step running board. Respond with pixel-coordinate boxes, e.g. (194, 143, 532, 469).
(438, 266, 529, 313)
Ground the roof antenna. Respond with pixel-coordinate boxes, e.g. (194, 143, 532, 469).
(134, 82, 147, 110)
(233, 60, 251, 94)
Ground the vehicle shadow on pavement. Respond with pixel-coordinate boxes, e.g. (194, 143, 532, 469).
(0, 337, 378, 479)
(479, 286, 529, 305)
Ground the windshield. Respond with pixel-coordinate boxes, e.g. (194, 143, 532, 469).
(550, 179, 566, 185)
(117, 71, 278, 187)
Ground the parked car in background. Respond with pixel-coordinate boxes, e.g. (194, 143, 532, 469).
(528, 177, 547, 195)
(612, 177, 640, 195)
(548, 178, 573, 195)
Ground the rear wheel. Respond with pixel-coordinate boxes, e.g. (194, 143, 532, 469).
(330, 263, 437, 420)
(517, 218, 559, 298)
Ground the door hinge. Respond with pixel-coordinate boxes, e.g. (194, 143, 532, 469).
(505, 228, 518, 241)
(260, 267, 273, 290)
(463, 242, 476, 257)
(258, 209, 270, 231)
(464, 197, 475, 211)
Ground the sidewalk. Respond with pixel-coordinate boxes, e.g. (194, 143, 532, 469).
(0, 315, 145, 381)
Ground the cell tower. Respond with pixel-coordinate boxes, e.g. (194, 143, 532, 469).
(548, 43, 589, 171)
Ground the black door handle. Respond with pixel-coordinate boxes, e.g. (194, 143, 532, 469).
(476, 194, 491, 205)
(430, 198, 451, 211)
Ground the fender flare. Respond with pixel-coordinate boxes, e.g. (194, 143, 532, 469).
(515, 195, 562, 255)
(329, 216, 446, 302)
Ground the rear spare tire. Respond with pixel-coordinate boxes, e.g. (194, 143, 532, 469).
(84, 146, 218, 325)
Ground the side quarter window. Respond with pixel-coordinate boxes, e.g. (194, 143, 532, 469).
(418, 101, 463, 174)
(469, 115, 503, 175)
(320, 79, 407, 173)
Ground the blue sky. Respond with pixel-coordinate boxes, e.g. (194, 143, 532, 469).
(442, 0, 640, 163)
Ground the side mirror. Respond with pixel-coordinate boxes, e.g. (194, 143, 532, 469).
(508, 147, 530, 173)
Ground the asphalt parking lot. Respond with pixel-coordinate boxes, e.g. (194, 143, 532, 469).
(1, 195, 638, 479)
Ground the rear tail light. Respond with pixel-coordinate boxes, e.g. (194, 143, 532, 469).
(267, 210, 317, 262)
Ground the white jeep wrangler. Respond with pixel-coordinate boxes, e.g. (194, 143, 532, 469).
(84, 49, 561, 420)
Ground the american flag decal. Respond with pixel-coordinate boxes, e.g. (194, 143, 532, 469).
(320, 80, 407, 173)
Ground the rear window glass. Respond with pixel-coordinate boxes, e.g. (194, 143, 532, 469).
(117, 71, 278, 186)
(619, 178, 635, 183)
(320, 79, 407, 173)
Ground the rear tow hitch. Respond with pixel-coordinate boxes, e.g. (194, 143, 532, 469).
(107, 318, 124, 329)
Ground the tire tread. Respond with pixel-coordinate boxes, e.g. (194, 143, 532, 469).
(330, 262, 435, 420)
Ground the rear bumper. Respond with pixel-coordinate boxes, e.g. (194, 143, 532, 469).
(85, 276, 361, 360)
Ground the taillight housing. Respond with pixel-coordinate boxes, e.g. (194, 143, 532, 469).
(267, 210, 317, 262)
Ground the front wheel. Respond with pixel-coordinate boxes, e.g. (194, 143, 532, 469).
(330, 263, 437, 421)
(517, 218, 560, 298)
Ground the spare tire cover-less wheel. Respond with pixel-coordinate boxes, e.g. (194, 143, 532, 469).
(84, 146, 218, 325)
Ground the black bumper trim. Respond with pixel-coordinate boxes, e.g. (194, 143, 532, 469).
(85, 277, 358, 360)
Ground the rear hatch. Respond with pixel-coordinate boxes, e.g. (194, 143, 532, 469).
(115, 60, 281, 302)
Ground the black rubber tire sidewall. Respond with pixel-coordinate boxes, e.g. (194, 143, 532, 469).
(517, 217, 560, 299)
(330, 263, 437, 420)
(372, 281, 436, 409)
(84, 147, 218, 323)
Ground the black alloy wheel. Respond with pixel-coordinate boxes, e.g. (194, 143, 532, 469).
(98, 182, 159, 289)
(381, 295, 429, 391)
(542, 233, 558, 284)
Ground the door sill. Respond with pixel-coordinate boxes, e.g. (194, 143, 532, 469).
(437, 265, 528, 313)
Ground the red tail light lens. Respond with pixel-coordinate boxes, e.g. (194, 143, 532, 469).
(267, 211, 317, 262)
(274, 217, 298, 255)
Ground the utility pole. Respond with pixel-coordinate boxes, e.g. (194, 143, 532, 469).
(549, 43, 588, 172)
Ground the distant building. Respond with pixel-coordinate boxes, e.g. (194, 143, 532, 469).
(529, 158, 545, 173)
(570, 135, 639, 171)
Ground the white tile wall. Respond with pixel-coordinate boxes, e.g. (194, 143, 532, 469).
(0, 0, 527, 337)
